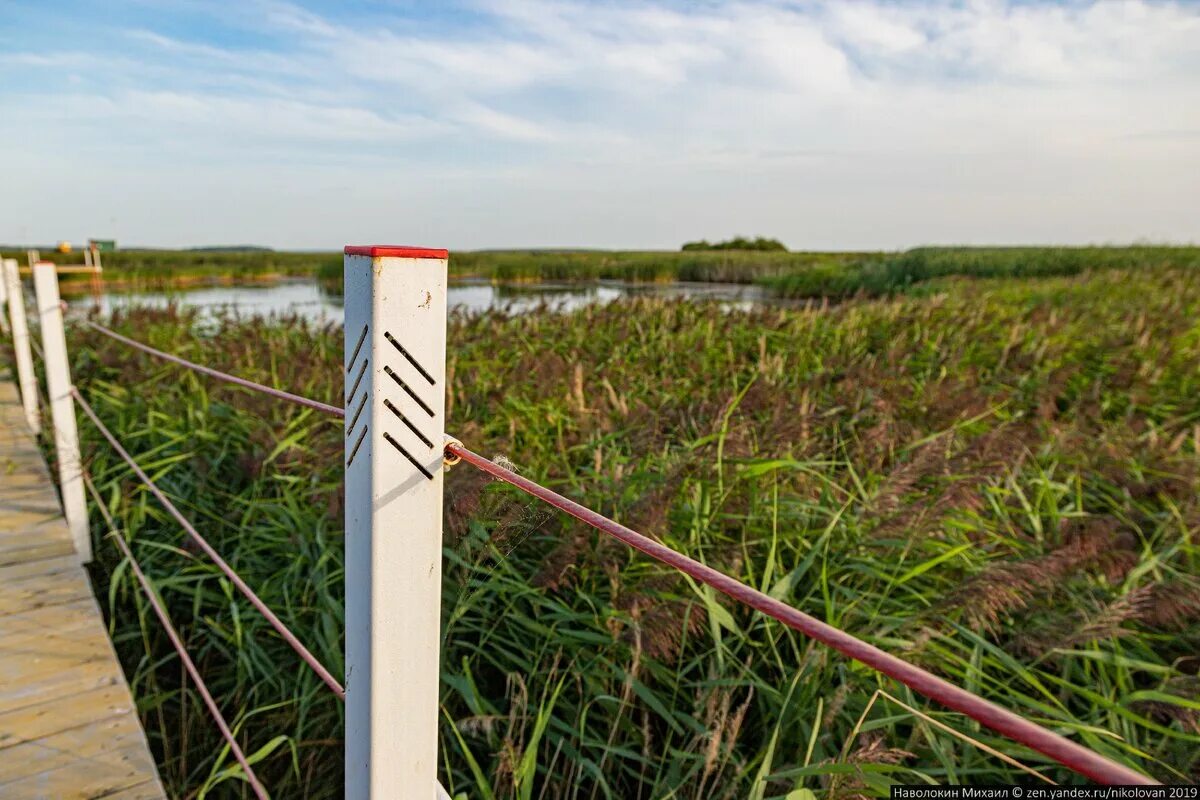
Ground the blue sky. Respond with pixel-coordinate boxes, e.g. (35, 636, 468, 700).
(1, 0, 1197, 250)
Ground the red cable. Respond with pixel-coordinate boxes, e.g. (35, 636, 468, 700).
(82, 320, 345, 418)
(94, 483, 269, 800)
(74, 387, 346, 701)
(445, 442, 1158, 786)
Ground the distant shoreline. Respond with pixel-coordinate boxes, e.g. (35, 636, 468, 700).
(13, 245, 1199, 301)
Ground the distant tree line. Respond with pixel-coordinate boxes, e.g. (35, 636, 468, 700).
(681, 236, 788, 252)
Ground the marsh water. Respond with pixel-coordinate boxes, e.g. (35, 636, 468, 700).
(79, 278, 785, 321)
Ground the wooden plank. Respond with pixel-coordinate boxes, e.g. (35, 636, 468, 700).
(0, 499, 61, 516)
(0, 568, 94, 615)
(0, 506, 69, 529)
(0, 683, 136, 747)
(0, 557, 91, 592)
(0, 532, 73, 554)
(0, 597, 97, 638)
(0, 622, 113, 672)
(0, 758, 156, 800)
(0, 659, 120, 717)
(0, 376, 166, 797)
(0, 711, 156, 783)
(0, 641, 112, 688)
(0, 468, 58, 491)
(92, 781, 167, 800)
(0, 540, 78, 569)
(0, 611, 97, 653)
(0, 554, 85, 583)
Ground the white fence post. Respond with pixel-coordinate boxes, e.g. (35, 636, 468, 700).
(3, 258, 39, 433)
(33, 262, 91, 562)
(0, 257, 8, 334)
(343, 245, 449, 799)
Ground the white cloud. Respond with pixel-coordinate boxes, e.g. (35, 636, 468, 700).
(452, 102, 558, 142)
(0, 0, 1197, 248)
(828, 3, 926, 55)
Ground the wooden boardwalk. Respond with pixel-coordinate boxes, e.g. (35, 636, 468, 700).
(0, 377, 166, 799)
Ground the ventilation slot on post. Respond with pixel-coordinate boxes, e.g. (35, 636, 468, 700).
(348, 359, 368, 407)
(346, 391, 369, 439)
(383, 365, 434, 417)
(383, 432, 434, 480)
(345, 323, 370, 465)
(347, 426, 368, 467)
(346, 324, 368, 374)
(384, 331, 436, 385)
(384, 399, 433, 449)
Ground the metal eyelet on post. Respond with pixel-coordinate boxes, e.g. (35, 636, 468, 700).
(443, 434, 463, 466)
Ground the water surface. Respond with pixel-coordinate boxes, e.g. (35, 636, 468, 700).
(81, 278, 782, 322)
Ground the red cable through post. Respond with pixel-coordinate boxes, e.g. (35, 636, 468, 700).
(85, 473, 269, 800)
(81, 319, 345, 418)
(73, 386, 347, 701)
(444, 442, 1157, 786)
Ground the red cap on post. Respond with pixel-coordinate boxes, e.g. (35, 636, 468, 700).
(344, 245, 448, 259)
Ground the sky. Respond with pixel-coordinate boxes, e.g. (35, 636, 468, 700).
(0, 0, 1197, 251)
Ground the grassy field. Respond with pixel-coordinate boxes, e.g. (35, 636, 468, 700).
(11, 262, 1200, 797)
(0, 248, 342, 289)
(329, 246, 1200, 298)
(761, 246, 1200, 299)
(4, 246, 876, 289)
(442, 249, 877, 284)
(9, 245, 1199, 300)
(11, 244, 1199, 301)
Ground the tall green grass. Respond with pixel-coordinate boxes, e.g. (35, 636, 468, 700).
(319, 250, 880, 289)
(6, 247, 871, 289)
(763, 246, 1200, 299)
(0, 248, 342, 289)
(330, 246, 1200, 299)
(15, 262, 1200, 797)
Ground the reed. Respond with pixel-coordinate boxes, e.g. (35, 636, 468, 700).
(762, 246, 1200, 298)
(26, 261, 1200, 797)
